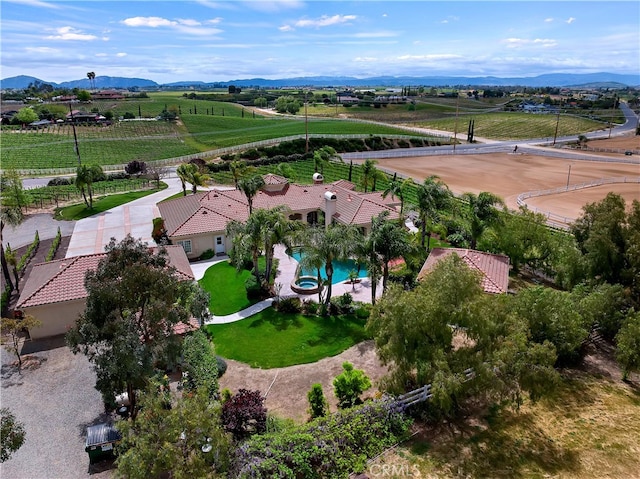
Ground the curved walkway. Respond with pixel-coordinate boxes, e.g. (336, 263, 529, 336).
(193, 244, 382, 325)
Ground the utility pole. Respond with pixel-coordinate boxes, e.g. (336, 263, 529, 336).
(453, 92, 459, 153)
(68, 103, 82, 166)
(304, 90, 309, 154)
(552, 108, 561, 146)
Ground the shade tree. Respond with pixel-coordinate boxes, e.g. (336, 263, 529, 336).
(66, 236, 203, 418)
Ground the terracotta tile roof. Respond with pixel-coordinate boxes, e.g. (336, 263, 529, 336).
(417, 248, 510, 294)
(159, 176, 400, 237)
(16, 246, 194, 308)
(173, 317, 201, 336)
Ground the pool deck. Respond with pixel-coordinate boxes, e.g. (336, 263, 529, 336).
(193, 244, 383, 325)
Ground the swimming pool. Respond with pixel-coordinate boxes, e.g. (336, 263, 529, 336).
(290, 252, 368, 284)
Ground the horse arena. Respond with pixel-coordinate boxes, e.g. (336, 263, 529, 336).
(375, 135, 640, 226)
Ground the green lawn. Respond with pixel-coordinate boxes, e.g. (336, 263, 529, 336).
(53, 184, 167, 220)
(206, 308, 369, 368)
(198, 260, 259, 315)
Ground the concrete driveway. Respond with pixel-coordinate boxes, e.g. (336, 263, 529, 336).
(65, 177, 183, 257)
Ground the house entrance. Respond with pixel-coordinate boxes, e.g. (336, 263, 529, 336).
(215, 236, 225, 255)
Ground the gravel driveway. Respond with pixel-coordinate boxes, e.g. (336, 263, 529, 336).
(0, 336, 113, 479)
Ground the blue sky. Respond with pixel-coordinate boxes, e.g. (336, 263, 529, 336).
(1, 0, 638, 84)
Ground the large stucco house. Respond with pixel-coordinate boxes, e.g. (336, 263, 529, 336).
(15, 245, 195, 340)
(157, 173, 401, 260)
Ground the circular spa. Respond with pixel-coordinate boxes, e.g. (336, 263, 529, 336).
(291, 275, 322, 294)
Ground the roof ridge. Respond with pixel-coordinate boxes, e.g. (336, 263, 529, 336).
(17, 255, 83, 307)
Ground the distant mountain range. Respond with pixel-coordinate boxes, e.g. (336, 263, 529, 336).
(2, 72, 638, 90)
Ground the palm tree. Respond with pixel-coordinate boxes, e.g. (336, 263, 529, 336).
(382, 176, 413, 224)
(237, 175, 265, 215)
(76, 164, 103, 209)
(313, 146, 341, 174)
(176, 163, 197, 197)
(359, 159, 384, 193)
(259, 207, 302, 283)
(413, 175, 452, 251)
(461, 191, 505, 249)
(368, 211, 413, 293)
(354, 232, 383, 305)
(86, 72, 95, 90)
(0, 171, 27, 291)
(229, 159, 255, 188)
(298, 224, 362, 309)
(189, 169, 210, 194)
(274, 162, 295, 179)
(226, 216, 263, 280)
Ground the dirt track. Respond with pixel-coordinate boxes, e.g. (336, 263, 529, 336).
(374, 135, 639, 220)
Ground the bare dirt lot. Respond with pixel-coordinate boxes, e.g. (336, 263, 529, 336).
(219, 340, 388, 423)
(374, 142, 639, 221)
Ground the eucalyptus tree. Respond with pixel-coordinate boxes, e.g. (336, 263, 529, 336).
(412, 175, 452, 250)
(237, 174, 265, 215)
(298, 223, 362, 308)
(461, 191, 505, 249)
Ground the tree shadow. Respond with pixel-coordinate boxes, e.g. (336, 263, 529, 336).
(20, 334, 67, 355)
(419, 410, 582, 478)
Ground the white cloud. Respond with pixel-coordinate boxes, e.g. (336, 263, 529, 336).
(4, 0, 60, 9)
(279, 24, 294, 32)
(25, 46, 58, 54)
(122, 17, 176, 28)
(95, 53, 107, 57)
(354, 56, 378, 63)
(46, 26, 98, 41)
(293, 14, 357, 28)
(566, 17, 576, 24)
(503, 37, 557, 48)
(121, 16, 223, 36)
(545, 17, 554, 23)
(116, 52, 127, 57)
(396, 53, 462, 61)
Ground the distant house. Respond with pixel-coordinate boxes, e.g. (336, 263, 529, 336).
(92, 90, 125, 100)
(418, 248, 510, 294)
(27, 119, 52, 129)
(15, 246, 195, 340)
(336, 91, 359, 104)
(157, 173, 400, 260)
(66, 110, 102, 123)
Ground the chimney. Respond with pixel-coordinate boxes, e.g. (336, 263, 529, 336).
(313, 172, 324, 184)
(324, 191, 337, 229)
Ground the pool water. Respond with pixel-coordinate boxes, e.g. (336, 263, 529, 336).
(290, 252, 368, 284)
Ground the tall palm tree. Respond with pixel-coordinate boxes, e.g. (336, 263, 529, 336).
(260, 207, 302, 283)
(413, 175, 452, 250)
(298, 223, 361, 309)
(226, 216, 263, 280)
(354, 232, 383, 305)
(382, 176, 413, 224)
(237, 175, 265, 215)
(368, 211, 413, 293)
(229, 159, 255, 188)
(0, 171, 26, 291)
(313, 146, 341, 174)
(176, 163, 197, 197)
(189, 169, 210, 194)
(461, 191, 505, 249)
(76, 164, 103, 209)
(359, 159, 384, 193)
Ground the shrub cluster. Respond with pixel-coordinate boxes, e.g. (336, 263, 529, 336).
(231, 399, 412, 479)
(16, 231, 39, 272)
(45, 227, 62, 262)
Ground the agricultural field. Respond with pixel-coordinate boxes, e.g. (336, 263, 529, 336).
(416, 111, 614, 140)
(1, 92, 435, 171)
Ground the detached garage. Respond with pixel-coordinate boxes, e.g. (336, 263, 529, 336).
(15, 246, 194, 340)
